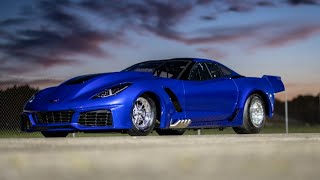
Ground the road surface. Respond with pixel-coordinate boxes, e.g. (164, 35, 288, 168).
(0, 134, 319, 180)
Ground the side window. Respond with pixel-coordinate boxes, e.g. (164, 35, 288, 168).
(205, 62, 222, 79)
(218, 64, 232, 77)
(153, 61, 189, 79)
(189, 63, 212, 81)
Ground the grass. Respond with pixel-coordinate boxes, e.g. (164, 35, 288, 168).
(1, 125, 320, 138)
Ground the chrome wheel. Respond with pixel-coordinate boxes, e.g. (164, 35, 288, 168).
(249, 97, 264, 128)
(132, 97, 155, 131)
(233, 94, 265, 134)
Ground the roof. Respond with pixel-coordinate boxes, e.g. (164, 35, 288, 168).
(147, 58, 218, 63)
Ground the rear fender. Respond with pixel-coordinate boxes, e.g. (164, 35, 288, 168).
(262, 75, 285, 93)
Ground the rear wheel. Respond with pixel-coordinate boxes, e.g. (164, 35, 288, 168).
(156, 129, 186, 136)
(233, 94, 265, 134)
(128, 95, 157, 136)
(41, 131, 69, 138)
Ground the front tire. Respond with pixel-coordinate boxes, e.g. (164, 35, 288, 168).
(233, 94, 266, 134)
(128, 95, 157, 136)
(41, 131, 69, 138)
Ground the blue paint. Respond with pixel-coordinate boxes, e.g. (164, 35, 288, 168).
(21, 58, 285, 133)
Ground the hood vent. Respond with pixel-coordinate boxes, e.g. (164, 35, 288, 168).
(63, 74, 103, 85)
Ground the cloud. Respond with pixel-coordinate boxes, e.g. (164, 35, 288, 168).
(276, 83, 320, 101)
(0, 1, 124, 75)
(227, 3, 254, 12)
(256, 1, 276, 7)
(78, 0, 194, 41)
(200, 15, 216, 21)
(0, 18, 29, 26)
(0, 76, 65, 89)
(196, 0, 213, 5)
(171, 22, 320, 52)
(287, 0, 320, 5)
(27, 78, 65, 87)
(1, 0, 320, 77)
(259, 24, 320, 48)
(169, 22, 281, 45)
(0, 28, 107, 73)
(225, 1, 276, 12)
(197, 48, 227, 59)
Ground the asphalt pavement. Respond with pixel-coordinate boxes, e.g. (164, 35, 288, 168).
(0, 134, 319, 180)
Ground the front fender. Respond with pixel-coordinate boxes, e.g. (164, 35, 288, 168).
(124, 80, 184, 129)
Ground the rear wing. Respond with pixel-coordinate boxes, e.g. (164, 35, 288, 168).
(262, 75, 285, 93)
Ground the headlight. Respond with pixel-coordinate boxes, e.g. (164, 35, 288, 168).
(93, 83, 132, 99)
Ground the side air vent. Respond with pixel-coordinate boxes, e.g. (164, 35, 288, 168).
(164, 88, 182, 112)
(170, 119, 191, 129)
(228, 108, 239, 121)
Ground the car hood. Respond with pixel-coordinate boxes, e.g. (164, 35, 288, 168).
(35, 71, 154, 103)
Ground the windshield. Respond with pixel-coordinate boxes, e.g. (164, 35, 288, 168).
(123, 60, 191, 79)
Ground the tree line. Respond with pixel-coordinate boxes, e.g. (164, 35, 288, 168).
(274, 94, 320, 125)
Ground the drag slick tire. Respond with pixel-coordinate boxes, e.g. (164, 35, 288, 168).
(128, 94, 157, 136)
(41, 131, 69, 138)
(233, 94, 266, 134)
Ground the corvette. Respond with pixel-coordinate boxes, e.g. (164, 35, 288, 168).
(21, 58, 284, 137)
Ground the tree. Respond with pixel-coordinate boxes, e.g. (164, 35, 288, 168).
(274, 94, 320, 125)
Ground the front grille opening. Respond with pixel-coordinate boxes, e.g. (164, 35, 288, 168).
(78, 110, 113, 126)
(35, 111, 74, 124)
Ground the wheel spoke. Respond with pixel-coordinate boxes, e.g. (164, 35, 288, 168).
(131, 97, 154, 131)
(250, 98, 264, 127)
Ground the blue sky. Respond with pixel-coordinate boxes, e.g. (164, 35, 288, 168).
(0, 0, 320, 100)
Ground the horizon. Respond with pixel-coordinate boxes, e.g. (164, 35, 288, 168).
(0, 0, 320, 101)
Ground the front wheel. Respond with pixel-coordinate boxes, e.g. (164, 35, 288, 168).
(233, 94, 266, 134)
(41, 131, 69, 138)
(128, 95, 157, 136)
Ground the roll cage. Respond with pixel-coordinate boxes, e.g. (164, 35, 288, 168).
(123, 58, 238, 80)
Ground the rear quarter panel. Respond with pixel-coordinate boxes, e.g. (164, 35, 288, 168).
(233, 77, 275, 118)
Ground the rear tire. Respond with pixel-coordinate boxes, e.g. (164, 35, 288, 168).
(128, 95, 157, 136)
(41, 131, 69, 138)
(233, 94, 266, 134)
(156, 129, 186, 136)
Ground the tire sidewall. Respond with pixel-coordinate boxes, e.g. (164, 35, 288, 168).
(243, 94, 266, 133)
(128, 94, 157, 136)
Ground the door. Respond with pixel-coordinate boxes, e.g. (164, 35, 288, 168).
(184, 62, 238, 121)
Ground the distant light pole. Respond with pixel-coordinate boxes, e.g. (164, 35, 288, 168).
(285, 91, 289, 134)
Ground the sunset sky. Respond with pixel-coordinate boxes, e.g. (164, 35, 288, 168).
(0, 0, 319, 100)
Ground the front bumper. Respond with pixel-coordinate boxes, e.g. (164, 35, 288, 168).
(21, 104, 132, 132)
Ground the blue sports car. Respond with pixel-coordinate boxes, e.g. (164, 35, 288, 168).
(21, 58, 285, 137)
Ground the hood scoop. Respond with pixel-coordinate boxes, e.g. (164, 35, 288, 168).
(63, 74, 104, 85)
